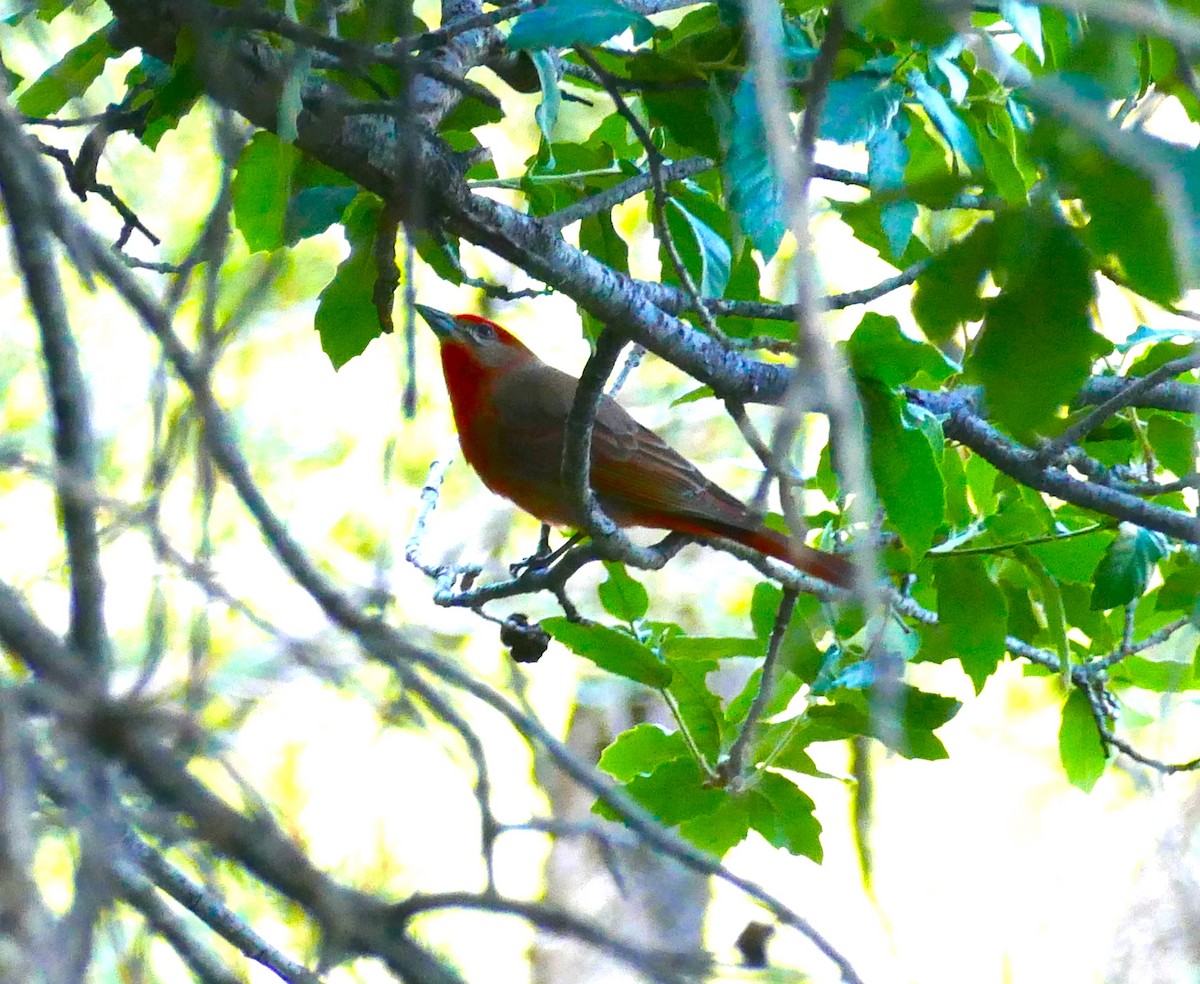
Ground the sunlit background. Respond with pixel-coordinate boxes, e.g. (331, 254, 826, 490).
(2, 3, 1199, 982)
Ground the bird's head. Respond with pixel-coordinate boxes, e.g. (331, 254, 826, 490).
(415, 305, 531, 371)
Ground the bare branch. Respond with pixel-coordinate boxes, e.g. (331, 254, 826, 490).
(0, 107, 110, 668)
(720, 587, 798, 790)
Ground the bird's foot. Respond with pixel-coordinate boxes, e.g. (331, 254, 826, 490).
(509, 527, 582, 577)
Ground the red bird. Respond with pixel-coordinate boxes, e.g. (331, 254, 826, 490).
(416, 305, 852, 587)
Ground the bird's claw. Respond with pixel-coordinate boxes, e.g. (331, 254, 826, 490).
(509, 551, 552, 578)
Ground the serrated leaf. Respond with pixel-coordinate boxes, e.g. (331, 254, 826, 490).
(129, 49, 203, 150)
(723, 72, 786, 261)
(679, 796, 750, 856)
(597, 757, 725, 825)
(819, 74, 905, 144)
(1059, 688, 1107, 791)
(936, 555, 1008, 692)
(598, 723, 687, 781)
(860, 381, 945, 558)
(1090, 527, 1168, 610)
(16, 25, 116, 117)
(508, 0, 654, 50)
(745, 771, 822, 861)
(791, 685, 960, 760)
(314, 194, 387, 368)
(747, 584, 824, 682)
(232, 132, 300, 254)
(542, 618, 672, 687)
(597, 562, 649, 622)
(665, 656, 722, 763)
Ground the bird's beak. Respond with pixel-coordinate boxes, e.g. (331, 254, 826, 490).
(414, 304, 459, 341)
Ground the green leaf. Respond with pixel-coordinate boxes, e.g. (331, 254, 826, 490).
(665, 656, 722, 763)
(1000, 0, 1044, 62)
(812, 655, 876, 696)
(819, 74, 905, 145)
(1157, 564, 1200, 614)
(967, 111, 1029, 205)
(597, 562, 649, 622)
(679, 796, 750, 856)
(1111, 654, 1199, 693)
(285, 185, 358, 245)
(834, 195, 932, 270)
(966, 208, 1106, 437)
(942, 446, 971, 526)
(907, 68, 982, 170)
(314, 193, 388, 368)
(1090, 527, 1168, 610)
(508, 0, 654, 50)
(579, 211, 630, 273)
(542, 618, 672, 687)
(935, 555, 1009, 692)
(670, 385, 715, 406)
(598, 723, 687, 781)
(16, 25, 117, 117)
(665, 199, 731, 299)
(232, 132, 300, 254)
(726, 664, 805, 728)
(638, 73, 722, 158)
(1146, 413, 1196, 478)
(126, 48, 203, 150)
(597, 757, 725, 825)
(1058, 688, 1107, 791)
(788, 685, 960, 760)
(1028, 528, 1115, 583)
(723, 72, 786, 261)
(661, 636, 762, 660)
(859, 381, 946, 558)
(868, 117, 919, 258)
(852, 0, 956, 46)
(747, 584, 823, 683)
(439, 94, 505, 133)
(911, 220, 995, 343)
(745, 771, 822, 861)
(848, 312, 956, 387)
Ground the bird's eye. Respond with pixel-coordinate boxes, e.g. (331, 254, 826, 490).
(474, 322, 494, 340)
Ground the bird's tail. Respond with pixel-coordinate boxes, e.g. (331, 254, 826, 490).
(734, 526, 853, 588)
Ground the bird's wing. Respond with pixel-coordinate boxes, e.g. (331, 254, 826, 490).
(486, 365, 756, 529)
(589, 399, 756, 527)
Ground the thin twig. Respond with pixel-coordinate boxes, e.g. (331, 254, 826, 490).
(720, 588, 798, 790)
(1039, 350, 1200, 460)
